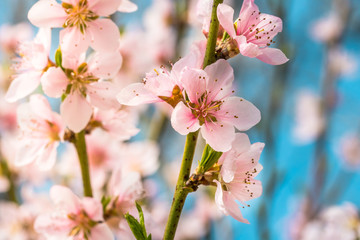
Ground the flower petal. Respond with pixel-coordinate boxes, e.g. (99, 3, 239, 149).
(88, 0, 122, 16)
(87, 51, 122, 79)
(5, 71, 42, 102)
(87, 81, 120, 110)
(256, 47, 289, 65)
(171, 101, 200, 135)
(50, 185, 81, 213)
(28, 0, 67, 28)
(61, 91, 92, 133)
(237, 0, 260, 34)
(90, 224, 114, 240)
(117, 83, 160, 106)
(238, 41, 261, 58)
(88, 19, 120, 53)
(217, 4, 236, 38)
(220, 97, 261, 131)
(60, 27, 90, 56)
(41, 67, 68, 98)
(223, 191, 249, 223)
(36, 141, 59, 170)
(180, 68, 207, 104)
(201, 122, 235, 152)
(118, 0, 138, 13)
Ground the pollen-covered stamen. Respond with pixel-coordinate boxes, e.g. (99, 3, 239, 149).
(68, 210, 100, 239)
(62, 0, 99, 34)
(187, 91, 223, 125)
(65, 63, 99, 96)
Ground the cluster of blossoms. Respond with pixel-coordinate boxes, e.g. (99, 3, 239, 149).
(0, 0, 290, 239)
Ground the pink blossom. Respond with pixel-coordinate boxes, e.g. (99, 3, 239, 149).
(15, 94, 64, 170)
(171, 59, 261, 152)
(293, 90, 324, 144)
(5, 28, 51, 102)
(117, 42, 205, 106)
(338, 134, 360, 169)
(310, 12, 343, 43)
(214, 133, 264, 223)
(34, 185, 113, 240)
(0, 22, 33, 55)
(42, 51, 122, 132)
(92, 107, 140, 141)
(118, 0, 138, 13)
(28, 0, 125, 55)
(107, 168, 144, 216)
(217, 1, 288, 65)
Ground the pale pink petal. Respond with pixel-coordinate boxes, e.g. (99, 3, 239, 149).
(60, 27, 90, 56)
(217, 4, 236, 38)
(35, 27, 52, 55)
(88, 0, 122, 16)
(87, 19, 120, 53)
(50, 185, 81, 213)
(218, 133, 251, 165)
(29, 94, 55, 122)
(36, 142, 59, 170)
(41, 67, 68, 98)
(87, 81, 120, 110)
(171, 102, 200, 135)
(237, 0, 260, 34)
(256, 48, 289, 65)
(219, 97, 261, 131)
(229, 178, 262, 202)
(28, 0, 67, 28)
(117, 83, 161, 106)
(180, 68, 207, 104)
(87, 52, 122, 79)
(223, 191, 249, 223)
(118, 0, 138, 13)
(61, 92, 92, 133)
(34, 214, 72, 237)
(15, 139, 45, 167)
(235, 143, 265, 174)
(204, 59, 234, 99)
(214, 180, 226, 213)
(82, 197, 103, 220)
(5, 71, 42, 102)
(90, 224, 114, 240)
(201, 122, 235, 152)
(239, 41, 261, 58)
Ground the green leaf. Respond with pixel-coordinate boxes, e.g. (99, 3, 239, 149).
(124, 213, 147, 240)
(136, 202, 147, 237)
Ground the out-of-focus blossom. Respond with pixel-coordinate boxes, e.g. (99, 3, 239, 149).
(0, 22, 33, 55)
(0, 176, 9, 192)
(92, 107, 140, 141)
(42, 51, 122, 132)
(338, 134, 360, 169)
(328, 48, 357, 77)
(217, 0, 289, 65)
(15, 94, 64, 171)
(107, 168, 144, 217)
(0, 94, 18, 132)
(171, 59, 260, 152)
(293, 91, 325, 144)
(118, 0, 138, 13)
(5, 28, 51, 102)
(214, 133, 264, 223)
(300, 202, 360, 240)
(310, 13, 343, 43)
(118, 141, 160, 177)
(28, 0, 131, 55)
(35, 185, 113, 240)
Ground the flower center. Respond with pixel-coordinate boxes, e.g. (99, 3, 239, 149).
(65, 63, 99, 96)
(68, 210, 99, 239)
(62, 0, 99, 34)
(188, 92, 222, 125)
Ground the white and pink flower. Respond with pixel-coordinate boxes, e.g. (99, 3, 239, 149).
(42, 50, 122, 132)
(15, 94, 64, 170)
(214, 133, 264, 223)
(5, 28, 51, 102)
(217, 0, 288, 65)
(35, 185, 113, 240)
(28, 0, 135, 55)
(171, 59, 260, 152)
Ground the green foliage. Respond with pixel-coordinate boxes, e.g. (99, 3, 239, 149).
(197, 144, 223, 174)
(125, 202, 152, 240)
